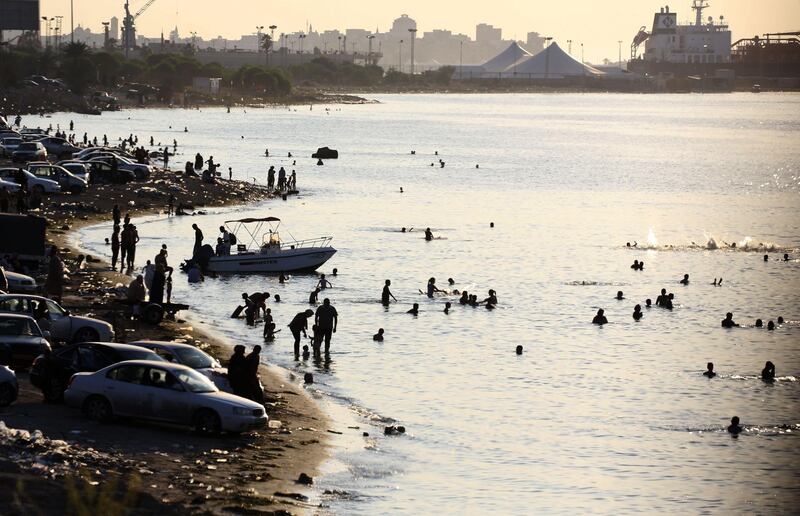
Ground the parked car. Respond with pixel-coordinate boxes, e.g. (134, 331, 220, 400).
(3, 271, 37, 293)
(0, 178, 22, 193)
(55, 161, 89, 182)
(0, 364, 18, 407)
(27, 162, 87, 193)
(64, 360, 268, 435)
(127, 340, 240, 392)
(11, 142, 47, 163)
(29, 342, 165, 402)
(35, 137, 79, 158)
(0, 168, 61, 195)
(91, 91, 117, 103)
(82, 160, 136, 184)
(0, 137, 23, 157)
(88, 155, 151, 180)
(0, 314, 51, 370)
(19, 128, 48, 137)
(0, 294, 114, 343)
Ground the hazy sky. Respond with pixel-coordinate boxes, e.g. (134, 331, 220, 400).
(42, 0, 800, 61)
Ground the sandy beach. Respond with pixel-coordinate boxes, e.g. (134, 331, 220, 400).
(0, 167, 333, 514)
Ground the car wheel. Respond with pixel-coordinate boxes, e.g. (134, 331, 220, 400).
(193, 409, 221, 436)
(32, 185, 45, 196)
(43, 376, 65, 403)
(73, 327, 100, 343)
(83, 395, 113, 422)
(0, 382, 17, 407)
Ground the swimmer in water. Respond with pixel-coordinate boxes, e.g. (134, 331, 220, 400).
(645, 298, 652, 308)
(655, 289, 668, 307)
(469, 295, 480, 307)
(631, 260, 640, 270)
(592, 309, 608, 325)
(784, 253, 790, 261)
(444, 302, 452, 314)
(407, 303, 419, 315)
(703, 362, 716, 378)
(721, 312, 739, 328)
(448, 278, 455, 286)
(767, 320, 775, 331)
(616, 291, 625, 300)
(638, 261, 644, 270)
(516, 345, 523, 355)
(761, 361, 776, 381)
(679, 274, 689, 285)
(664, 293, 674, 310)
(317, 274, 332, 290)
(425, 227, 433, 241)
(426, 277, 444, 298)
(459, 291, 469, 305)
(309, 287, 321, 304)
(382, 279, 398, 306)
(755, 319, 763, 328)
(633, 304, 643, 321)
(373, 328, 385, 341)
(302, 345, 310, 360)
(332, 268, 338, 276)
(727, 416, 743, 435)
(777, 316, 784, 324)
(482, 289, 498, 305)
(764, 254, 769, 262)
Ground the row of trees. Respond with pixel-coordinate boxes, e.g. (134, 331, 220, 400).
(0, 44, 454, 98)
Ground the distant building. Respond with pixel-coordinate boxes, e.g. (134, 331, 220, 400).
(192, 77, 221, 94)
(476, 23, 502, 44)
(391, 14, 416, 36)
(526, 32, 545, 52)
(110, 16, 119, 41)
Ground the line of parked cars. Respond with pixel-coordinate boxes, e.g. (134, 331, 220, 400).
(0, 293, 266, 435)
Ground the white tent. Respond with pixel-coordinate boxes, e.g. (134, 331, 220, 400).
(505, 42, 604, 78)
(480, 42, 532, 73)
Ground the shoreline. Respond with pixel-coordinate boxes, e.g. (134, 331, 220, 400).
(1, 170, 333, 514)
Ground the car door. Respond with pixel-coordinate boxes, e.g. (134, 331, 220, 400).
(43, 299, 71, 341)
(139, 367, 191, 424)
(103, 364, 148, 417)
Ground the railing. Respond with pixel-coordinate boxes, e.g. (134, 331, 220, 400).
(279, 236, 333, 250)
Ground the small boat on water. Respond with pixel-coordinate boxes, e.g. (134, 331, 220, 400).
(203, 217, 336, 273)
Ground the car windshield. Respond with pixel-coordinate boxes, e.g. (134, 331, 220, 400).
(0, 317, 40, 336)
(18, 143, 36, 150)
(120, 348, 166, 361)
(3, 138, 21, 145)
(176, 368, 217, 393)
(173, 347, 216, 369)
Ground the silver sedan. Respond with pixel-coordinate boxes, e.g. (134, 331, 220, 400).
(64, 360, 268, 435)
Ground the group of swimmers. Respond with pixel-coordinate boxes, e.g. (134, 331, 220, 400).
(721, 313, 784, 330)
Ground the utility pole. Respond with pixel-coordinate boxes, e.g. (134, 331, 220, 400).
(70, 0, 74, 43)
(55, 16, 63, 50)
(618, 40, 623, 69)
(398, 39, 403, 73)
(268, 25, 277, 66)
(367, 34, 375, 66)
(408, 28, 417, 74)
(567, 39, 572, 55)
(459, 40, 463, 79)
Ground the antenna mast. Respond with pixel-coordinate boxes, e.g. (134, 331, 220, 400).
(692, 0, 709, 27)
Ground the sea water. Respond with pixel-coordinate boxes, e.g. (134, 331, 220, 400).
(60, 93, 800, 514)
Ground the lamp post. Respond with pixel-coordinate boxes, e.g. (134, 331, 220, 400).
(459, 40, 463, 79)
(398, 39, 403, 73)
(581, 42, 584, 63)
(618, 40, 623, 69)
(367, 34, 375, 66)
(54, 16, 63, 50)
(190, 31, 197, 51)
(544, 36, 553, 78)
(567, 39, 572, 55)
(256, 25, 264, 57)
(268, 25, 277, 66)
(408, 28, 417, 75)
(41, 16, 47, 48)
(102, 21, 110, 48)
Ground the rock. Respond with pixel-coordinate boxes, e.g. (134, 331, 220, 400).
(296, 473, 313, 485)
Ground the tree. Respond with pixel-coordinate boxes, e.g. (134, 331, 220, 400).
(60, 42, 95, 93)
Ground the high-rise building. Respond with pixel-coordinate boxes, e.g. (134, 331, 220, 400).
(526, 31, 545, 52)
(391, 14, 416, 37)
(476, 23, 501, 43)
(110, 16, 119, 41)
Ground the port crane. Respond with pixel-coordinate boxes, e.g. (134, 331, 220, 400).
(122, 0, 158, 56)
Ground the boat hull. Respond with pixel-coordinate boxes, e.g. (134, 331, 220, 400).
(206, 247, 336, 273)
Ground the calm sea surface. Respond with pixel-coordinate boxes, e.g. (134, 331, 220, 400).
(56, 93, 800, 513)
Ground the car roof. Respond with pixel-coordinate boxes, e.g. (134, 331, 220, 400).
(103, 359, 191, 371)
(128, 340, 200, 351)
(0, 294, 48, 301)
(67, 342, 162, 353)
(0, 313, 36, 321)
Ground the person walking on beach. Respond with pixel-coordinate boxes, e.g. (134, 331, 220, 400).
(192, 224, 204, 257)
(382, 279, 397, 306)
(267, 166, 275, 189)
(227, 345, 248, 397)
(112, 204, 121, 226)
(315, 298, 338, 354)
(288, 310, 314, 358)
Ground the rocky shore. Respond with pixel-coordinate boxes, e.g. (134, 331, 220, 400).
(0, 167, 334, 515)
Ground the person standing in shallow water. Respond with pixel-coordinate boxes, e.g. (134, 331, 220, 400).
(728, 416, 743, 435)
(425, 228, 433, 241)
(192, 223, 204, 257)
(632, 304, 643, 320)
(592, 309, 608, 325)
(382, 280, 397, 306)
(761, 361, 776, 382)
(315, 298, 338, 354)
(288, 310, 314, 358)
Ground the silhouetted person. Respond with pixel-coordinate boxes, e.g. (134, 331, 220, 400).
(289, 310, 314, 357)
(112, 204, 121, 226)
(302, 345, 310, 360)
(633, 304, 643, 321)
(767, 320, 775, 331)
(315, 298, 338, 354)
(227, 345, 248, 397)
(592, 309, 608, 325)
(680, 274, 689, 285)
(424, 227, 433, 241)
(408, 303, 419, 315)
(616, 291, 624, 300)
(263, 308, 275, 340)
(645, 298, 652, 308)
(373, 328, 384, 341)
(309, 287, 321, 304)
(382, 279, 397, 306)
(784, 253, 790, 261)
(721, 312, 738, 328)
(459, 291, 469, 305)
(703, 362, 716, 378)
(763, 254, 769, 262)
(637, 261, 644, 270)
(755, 319, 763, 328)
(317, 274, 332, 290)
(444, 302, 451, 314)
(664, 293, 674, 310)
(761, 361, 775, 381)
(777, 316, 784, 324)
(192, 223, 203, 257)
(111, 224, 120, 271)
(245, 346, 264, 403)
(631, 260, 640, 270)
(656, 289, 668, 307)
(516, 345, 523, 355)
(448, 278, 455, 285)
(727, 416, 742, 435)
(482, 289, 498, 305)
(427, 277, 443, 298)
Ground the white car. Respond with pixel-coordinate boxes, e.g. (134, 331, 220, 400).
(0, 137, 23, 157)
(87, 155, 151, 180)
(27, 162, 87, 194)
(0, 364, 18, 407)
(73, 147, 135, 161)
(3, 271, 37, 293)
(0, 313, 51, 369)
(64, 360, 268, 435)
(0, 178, 21, 193)
(0, 168, 61, 195)
(0, 294, 114, 343)
(55, 161, 90, 182)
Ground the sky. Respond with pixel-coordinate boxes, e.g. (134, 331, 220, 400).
(42, 0, 800, 62)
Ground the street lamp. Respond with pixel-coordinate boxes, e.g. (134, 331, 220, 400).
(544, 36, 553, 78)
(367, 34, 375, 66)
(398, 39, 403, 73)
(618, 40, 623, 69)
(256, 25, 264, 56)
(70, 0, 74, 43)
(567, 39, 572, 55)
(55, 15, 62, 49)
(268, 25, 277, 66)
(408, 28, 417, 75)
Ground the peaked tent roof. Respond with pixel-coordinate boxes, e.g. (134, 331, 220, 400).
(505, 42, 604, 77)
(481, 42, 533, 73)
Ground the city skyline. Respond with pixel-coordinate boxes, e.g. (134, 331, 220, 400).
(39, 0, 800, 63)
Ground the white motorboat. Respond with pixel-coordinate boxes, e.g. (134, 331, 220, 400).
(204, 217, 336, 273)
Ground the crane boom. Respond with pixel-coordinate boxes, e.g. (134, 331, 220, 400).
(135, 0, 158, 19)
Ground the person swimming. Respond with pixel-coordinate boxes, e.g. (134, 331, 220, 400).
(459, 291, 469, 305)
(482, 289, 498, 305)
(373, 328, 385, 341)
(616, 290, 625, 300)
(633, 304, 643, 321)
(777, 316, 784, 324)
(592, 309, 608, 325)
(469, 294, 479, 307)
(448, 278, 455, 286)
(679, 274, 689, 285)
(309, 287, 321, 304)
(631, 260, 640, 270)
(764, 254, 769, 262)
(645, 298, 652, 308)
(703, 362, 717, 378)
(655, 289, 668, 307)
(425, 227, 433, 241)
(426, 277, 444, 298)
(637, 261, 644, 270)
(721, 312, 739, 328)
(755, 319, 763, 328)
(515, 345, 523, 355)
(784, 253, 790, 261)
(727, 416, 743, 435)
(664, 293, 674, 310)
(444, 302, 451, 314)
(767, 320, 775, 331)
(761, 361, 776, 381)
(407, 303, 419, 315)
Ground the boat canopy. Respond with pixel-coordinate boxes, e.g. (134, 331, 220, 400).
(224, 217, 281, 223)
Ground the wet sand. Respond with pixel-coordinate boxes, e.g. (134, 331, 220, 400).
(0, 167, 333, 514)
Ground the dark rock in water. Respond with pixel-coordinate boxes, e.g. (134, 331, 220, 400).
(297, 472, 313, 485)
(303, 373, 313, 384)
(312, 147, 338, 159)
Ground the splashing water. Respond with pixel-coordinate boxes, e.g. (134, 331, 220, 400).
(646, 228, 658, 247)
